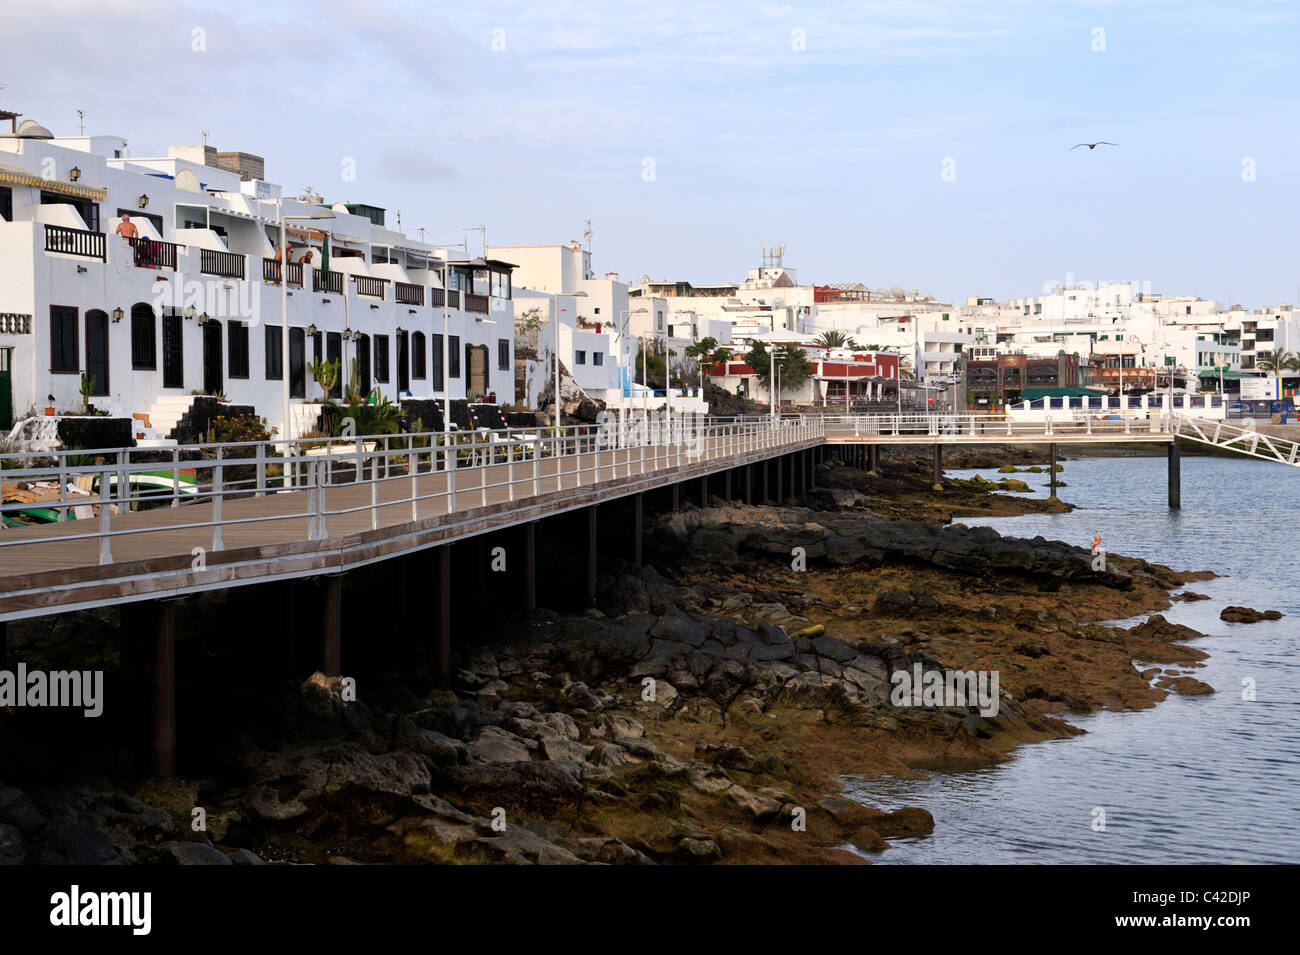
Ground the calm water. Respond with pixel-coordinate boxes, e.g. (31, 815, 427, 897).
(844, 454, 1300, 864)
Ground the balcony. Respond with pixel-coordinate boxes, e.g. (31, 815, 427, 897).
(200, 248, 246, 280)
(313, 268, 344, 294)
(353, 275, 388, 299)
(262, 258, 304, 287)
(395, 282, 424, 306)
(129, 236, 179, 271)
(465, 292, 489, 314)
(44, 224, 105, 261)
(430, 288, 461, 309)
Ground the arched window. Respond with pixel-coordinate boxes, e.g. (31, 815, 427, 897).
(412, 331, 427, 379)
(131, 302, 156, 370)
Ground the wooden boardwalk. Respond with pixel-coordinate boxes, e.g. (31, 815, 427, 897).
(0, 431, 821, 620)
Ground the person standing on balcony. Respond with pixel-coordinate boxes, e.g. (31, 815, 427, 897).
(115, 214, 138, 239)
(298, 249, 314, 266)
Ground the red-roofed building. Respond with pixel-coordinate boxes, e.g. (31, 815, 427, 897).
(707, 349, 900, 407)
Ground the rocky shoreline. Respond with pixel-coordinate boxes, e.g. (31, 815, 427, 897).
(0, 445, 1224, 865)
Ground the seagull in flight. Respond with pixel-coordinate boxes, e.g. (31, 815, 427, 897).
(1071, 141, 1117, 150)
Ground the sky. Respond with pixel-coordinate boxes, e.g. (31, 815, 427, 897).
(6, 0, 1300, 306)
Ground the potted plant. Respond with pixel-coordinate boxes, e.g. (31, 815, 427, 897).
(79, 372, 95, 414)
(44, 393, 56, 416)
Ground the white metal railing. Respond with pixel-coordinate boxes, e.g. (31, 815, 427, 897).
(819, 412, 1174, 439)
(1171, 414, 1300, 467)
(0, 413, 822, 566)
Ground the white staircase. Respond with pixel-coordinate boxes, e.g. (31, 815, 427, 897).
(145, 395, 196, 440)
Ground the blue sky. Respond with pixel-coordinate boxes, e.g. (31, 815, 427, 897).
(8, 0, 1300, 305)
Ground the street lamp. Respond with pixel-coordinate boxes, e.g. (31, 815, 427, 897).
(617, 306, 648, 438)
(550, 289, 587, 430)
(276, 198, 334, 446)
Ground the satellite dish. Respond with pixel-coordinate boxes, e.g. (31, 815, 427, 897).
(332, 203, 350, 213)
(174, 168, 202, 192)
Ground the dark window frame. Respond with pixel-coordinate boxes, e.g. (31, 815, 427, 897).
(130, 303, 156, 370)
(448, 335, 460, 377)
(50, 305, 79, 373)
(265, 325, 283, 380)
(374, 334, 390, 384)
(498, 338, 510, 371)
(228, 320, 250, 379)
(412, 331, 427, 379)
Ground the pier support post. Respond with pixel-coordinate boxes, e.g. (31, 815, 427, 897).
(723, 469, 731, 501)
(437, 545, 451, 687)
(586, 507, 598, 606)
(762, 459, 770, 503)
(699, 476, 708, 508)
(808, 449, 816, 490)
(744, 464, 752, 505)
(671, 483, 679, 511)
(321, 575, 342, 677)
(932, 445, 943, 491)
(151, 601, 176, 778)
(868, 444, 879, 475)
(790, 454, 798, 500)
(0, 620, 7, 670)
(1049, 443, 1058, 499)
(776, 454, 784, 503)
(523, 522, 536, 612)
(1168, 442, 1181, 509)
(632, 494, 643, 566)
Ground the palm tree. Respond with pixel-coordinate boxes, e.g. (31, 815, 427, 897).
(1255, 348, 1295, 393)
(814, 330, 859, 350)
(684, 337, 731, 391)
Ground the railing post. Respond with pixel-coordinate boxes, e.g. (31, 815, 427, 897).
(448, 443, 458, 512)
(307, 460, 318, 540)
(533, 438, 541, 495)
(212, 461, 224, 552)
(56, 455, 67, 522)
(98, 470, 113, 565)
(371, 467, 379, 530)
(317, 461, 327, 539)
(256, 442, 266, 497)
(411, 452, 419, 522)
(117, 450, 129, 505)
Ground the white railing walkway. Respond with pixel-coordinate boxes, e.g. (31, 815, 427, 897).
(0, 414, 819, 568)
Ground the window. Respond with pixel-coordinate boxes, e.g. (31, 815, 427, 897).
(449, 335, 460, 377)
(42, 192, 99, 232)
(265, 325, 282, 379)
(412, 331, 427, 378)
(131, 304, 156, 370)
(432, 333, 444, 390)
(593, 352, 604, 366)
(490, 270, 510, 298)
(312, 330, 323, 363)
(498, 338, 509, 370)
(326, 333, 342, 398)
(575, 350, 586, 365)
(50, 306, 78, 372)
(116, 208, 164, 235)
(290, 327, 306, 398)
(374, 334, 390, 383)
(228, 321, 249, 378)
(356, 335, 371, 396)
(0, 186, 11, 222)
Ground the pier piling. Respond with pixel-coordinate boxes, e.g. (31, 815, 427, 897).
(1168, 442, 1181, 509)
(151, 601, 176, 778)
(632, 494, 643, 566)
(776, 454, 784, 503)
(868, 444, 879, 475)
(523, 522, 536, 611)
(321, 575, 342, 677)
(586, 507, 598, 606)
(1049, 443, 1058, 499)
(932, 445, 943, 491)
(437, 546, 451, 687)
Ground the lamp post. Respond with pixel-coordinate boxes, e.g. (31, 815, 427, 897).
(276, 198, 334, 446)
(550, 289, 587, 431)
(617, 306, 648, 440)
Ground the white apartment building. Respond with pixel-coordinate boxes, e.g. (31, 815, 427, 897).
(0, 112, 516, 440)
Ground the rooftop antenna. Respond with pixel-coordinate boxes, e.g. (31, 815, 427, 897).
(464, 224, 486, 257)
(584, 218, 592, 253)
(396, 209, 402, 231)
(201, 130, 210, 146)
(76, 108, 85, 135)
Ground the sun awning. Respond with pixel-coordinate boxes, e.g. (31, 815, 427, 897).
(0, 164, 107, 200)
(1198, 368, 1253, 379)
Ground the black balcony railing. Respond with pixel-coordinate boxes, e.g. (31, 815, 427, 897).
(395, 282, 424, 306)
(44, 224, 105, 261)
(200, 248, 246, 280)
(263, 258, 304, 287)
(465, 292, 489, 314)
(313, 268, 344, 294)
(353, 275, 387, 299)
(128, 236, 178, 271)
(431, 289, 461, 309)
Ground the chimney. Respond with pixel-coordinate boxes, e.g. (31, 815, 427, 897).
(605, 271, 618, 282)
